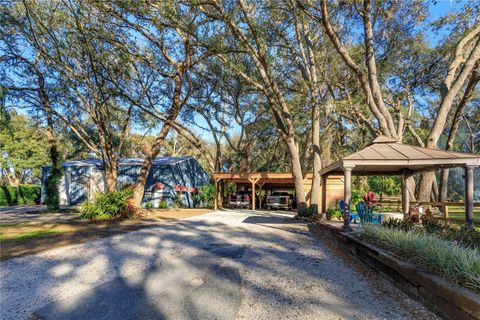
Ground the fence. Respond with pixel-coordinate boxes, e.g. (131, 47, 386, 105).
(378, 199, 480, 222)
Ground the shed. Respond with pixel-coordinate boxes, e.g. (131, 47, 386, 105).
(319, 136, 480, 229)
(41, 156, 211, 208)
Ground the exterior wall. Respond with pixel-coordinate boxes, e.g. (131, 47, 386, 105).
(58, 173, 69, 205)
(89, 167, 106, 200)
(41, 157, 210, 207)
(303, 176, 344, 209)
(143, 158, 211, 208)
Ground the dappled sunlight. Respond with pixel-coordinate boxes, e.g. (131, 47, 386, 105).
(48, 263, 74, 278)
(119, 257, 151, 286)
(0, 210, 437, 319)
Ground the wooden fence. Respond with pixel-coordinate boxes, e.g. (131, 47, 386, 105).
(378, 199, 480, 222)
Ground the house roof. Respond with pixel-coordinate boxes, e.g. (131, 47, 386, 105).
(61, 156, 193, 167)
(319, 135, 480, 176)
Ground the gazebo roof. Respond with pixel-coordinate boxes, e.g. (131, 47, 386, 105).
(319, 135, 480, 176)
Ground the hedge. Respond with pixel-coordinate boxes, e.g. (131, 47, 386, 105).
(0, 185, 41, 206)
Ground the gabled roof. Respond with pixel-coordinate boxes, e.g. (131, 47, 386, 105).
(320, 135, 480, 176)
(61, 156, 193, 167)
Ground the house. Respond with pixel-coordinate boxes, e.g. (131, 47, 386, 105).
(41, 157, 211, 208)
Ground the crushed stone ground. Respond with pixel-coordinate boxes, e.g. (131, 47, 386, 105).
(0, 210, 438, 319)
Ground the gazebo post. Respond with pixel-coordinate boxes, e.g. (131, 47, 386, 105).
(465, 165, 475, 228)
(321, 175, 327, 219)
(401, 173, 410, 220)
(342, 165, 354, 231)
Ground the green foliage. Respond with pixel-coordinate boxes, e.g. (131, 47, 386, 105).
(173, 192, 183, 208)
(197, 184, 214, 208)
(159, 200, 169, 209)
(45, 165, 62, 210)
(145, 201, 152, 209)
(326, 208, 343, 220)
(79, 188, 136, 219)
(298, 206, 314, 218)
(0, 185, 41, 206)
(382, 218, 415, 231)
(382, 218, 480, 250)
(351, 189, 363, 206)
(352, 176, 401, 199)
(0, 113, 49, 184)
(357, 224, 480, 292)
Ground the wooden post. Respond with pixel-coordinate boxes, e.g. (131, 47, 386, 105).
(214, 179, 218, 211)
(465, 166, 475, 228)
(401, 174, 410, 219)
(252, 180, 255, 211)
(258, 181, 265, 210)
(343, 165, 354, 231)
(248, 178, 260, 211)
(214, 178, 221, 211)
(321, 175, 327, 218)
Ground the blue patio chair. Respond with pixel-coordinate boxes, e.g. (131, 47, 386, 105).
(355, 201, 382, 225)
(339, 200, 359, 224)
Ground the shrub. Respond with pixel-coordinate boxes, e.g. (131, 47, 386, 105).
(356, 224, 480, 292)
(159, 200, 169, 209)
(382, 218, 415, 232)
(0, 185, 41, 206)
(298, 206, 314, 217)
(326, 208, 343, 220)
(173, 192, 183, 208)
(382, 218, 480, 250)
(197, 184, 214, 208)
(79, 188, 138, 219)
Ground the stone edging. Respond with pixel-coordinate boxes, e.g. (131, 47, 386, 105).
(315, 222, 480, 320)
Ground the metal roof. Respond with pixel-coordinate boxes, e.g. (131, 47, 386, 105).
(61, 156, 193, 167)
(319, 135, 480, 176)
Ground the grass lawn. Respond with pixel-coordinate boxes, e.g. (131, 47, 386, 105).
(0, 229, 67, 241)
(439, 206, 480, 222)
(0, 208, 212, 260)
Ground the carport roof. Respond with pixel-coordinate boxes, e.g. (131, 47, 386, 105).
(213, 172, 312, 185)
(319, 135, 480, 176)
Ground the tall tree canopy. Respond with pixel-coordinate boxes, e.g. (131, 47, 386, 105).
(1, 0, 478, 207)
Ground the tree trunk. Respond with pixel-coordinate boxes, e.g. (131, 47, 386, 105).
(310, 103, 321, 214)
(303, 19, 322, 215)
(104, 165, 118, 192)
(407, 177, 417, 202)
(6, 172, 20, 187)
(285, 137, 307, 212)
(439, 66, 479, 201)
(39, 73, 62, 210)
(132, 69, 184, 207)
(418, 37, 480, 201)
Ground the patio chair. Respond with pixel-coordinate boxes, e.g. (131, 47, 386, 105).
(339, 200, 359, 224)
(355, 201, 382, 225)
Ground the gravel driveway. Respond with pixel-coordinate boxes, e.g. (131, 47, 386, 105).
(0, 210, 437, 319)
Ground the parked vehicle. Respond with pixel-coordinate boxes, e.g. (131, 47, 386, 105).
(227, 191, 252, 209)
(266, 192, 291, 210)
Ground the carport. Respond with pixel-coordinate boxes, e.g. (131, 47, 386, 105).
(319, 135, 480, 230)
(213, 172, 344, 211)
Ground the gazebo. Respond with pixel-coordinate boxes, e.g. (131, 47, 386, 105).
(319, 136, 480, 229)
